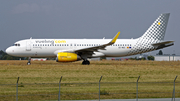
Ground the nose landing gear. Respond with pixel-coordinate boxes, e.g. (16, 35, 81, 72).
(27, 57, 31, 65)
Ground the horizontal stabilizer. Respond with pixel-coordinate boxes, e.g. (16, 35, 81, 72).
(152, 41, 174, 50)
(152, 41, 174, 46)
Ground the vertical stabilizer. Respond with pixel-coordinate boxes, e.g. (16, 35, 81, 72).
(139, 13, 170, 41)
(128, 13, 170, 55)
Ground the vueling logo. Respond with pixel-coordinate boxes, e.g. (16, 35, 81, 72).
(54, 40, 66, 43)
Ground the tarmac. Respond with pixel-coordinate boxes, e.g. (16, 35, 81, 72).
(62, 98, 180, 101)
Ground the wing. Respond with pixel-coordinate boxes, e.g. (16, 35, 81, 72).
(74, 32, 120, 52)
(53, 32, 120, 55)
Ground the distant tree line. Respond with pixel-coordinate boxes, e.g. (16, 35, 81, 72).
(0, 50, 26, 60)
(129, 55, 154, 61)
(156, 50, 163, 55)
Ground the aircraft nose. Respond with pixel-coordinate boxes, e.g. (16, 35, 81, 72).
(5, 47, 13, 55)
(5, 47, 10, 54)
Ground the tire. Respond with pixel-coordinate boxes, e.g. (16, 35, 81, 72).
(82, 60, 90, 65)
(27, 62, 31, 65)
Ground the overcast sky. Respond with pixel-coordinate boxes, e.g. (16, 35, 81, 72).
(0, 0, 179, 55)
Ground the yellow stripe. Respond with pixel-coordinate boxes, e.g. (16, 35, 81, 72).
(111, 32, 120, 43)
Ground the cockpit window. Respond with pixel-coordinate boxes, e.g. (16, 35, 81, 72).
(14, 43, 20, 46)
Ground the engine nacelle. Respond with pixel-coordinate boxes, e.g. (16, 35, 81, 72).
(56, 52, 81, 62)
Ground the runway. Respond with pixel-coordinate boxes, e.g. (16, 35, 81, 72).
(62, 98, 180, 101)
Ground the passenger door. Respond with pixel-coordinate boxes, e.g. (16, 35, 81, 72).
(26, 41, 31, 51)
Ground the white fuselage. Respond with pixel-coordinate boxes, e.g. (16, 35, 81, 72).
(6, 38, 139, 58)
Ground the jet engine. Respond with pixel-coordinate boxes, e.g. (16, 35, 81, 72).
(56, 52, 81, 62)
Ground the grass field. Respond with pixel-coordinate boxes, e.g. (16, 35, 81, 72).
(0, 60, 180, 100)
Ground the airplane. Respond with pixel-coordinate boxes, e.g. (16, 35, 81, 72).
(6, 13, 174, 65)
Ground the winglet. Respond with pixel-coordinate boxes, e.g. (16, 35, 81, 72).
(110, 32, 120, 44)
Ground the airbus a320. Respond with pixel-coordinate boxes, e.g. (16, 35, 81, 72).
(6, 13, 174, 65)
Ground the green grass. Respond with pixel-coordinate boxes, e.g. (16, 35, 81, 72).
(0, 60, 180, 100)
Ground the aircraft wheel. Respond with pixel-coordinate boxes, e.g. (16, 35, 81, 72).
(27, 57, 31, 65)
(86, 60, 90, 65)
(27, 62, 31, 65)
(82, 61, 85, 65)
(82, 60, 90, 65)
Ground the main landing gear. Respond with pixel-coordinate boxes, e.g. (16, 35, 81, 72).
(82, 60, 90, 65)
(27, 57, 31, 65)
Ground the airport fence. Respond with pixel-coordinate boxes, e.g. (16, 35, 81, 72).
(0, 76, 180, 101)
